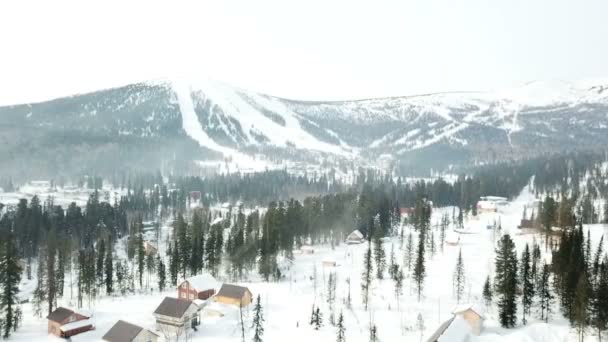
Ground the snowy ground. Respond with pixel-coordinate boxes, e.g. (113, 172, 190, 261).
(11, 186, 608, 341)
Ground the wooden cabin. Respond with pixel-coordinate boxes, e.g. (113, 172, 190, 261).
(143, 241, 158, 256)
(214, 284, 252, 307)
(346, 230, 365, 244)
(102, 320, 159, 342)
(47, 307, 94, 338)
(452, 304, 484, 335)
(178, 274, 218, 301)
(153, 297, 201, 339)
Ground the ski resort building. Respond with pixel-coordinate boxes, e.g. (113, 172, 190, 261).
(153, 297, 201, 339)
(214, 284, 252, 307)
(102, 320, 159, 342)
(47, 307, 94, 338)
(346, 230, 365, 244)
(178, 274, 218, 301)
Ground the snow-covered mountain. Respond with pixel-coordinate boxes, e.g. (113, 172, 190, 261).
(1, 78, 608, 179)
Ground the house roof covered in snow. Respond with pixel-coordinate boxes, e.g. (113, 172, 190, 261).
(182, 274, 218, 292)
(216, 284, 251, 300)
(153, 297, 197, 318)
(60, 318, 93, 332)
(348, 230, 364, 239)
(102, 320, 147, 342)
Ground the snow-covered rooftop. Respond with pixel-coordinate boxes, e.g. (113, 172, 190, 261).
(60, 318, 93, 332)
(184, 274, 218, 291)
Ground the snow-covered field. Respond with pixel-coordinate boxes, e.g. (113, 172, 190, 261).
(11, 186, 608, 341)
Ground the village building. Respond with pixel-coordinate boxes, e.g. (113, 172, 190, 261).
(143, 241, 158, 256)
(346, 229, 365, 244)
(452, 304, 484, 335)
(102, 320, 159, 342)
(518, 218, 535, 229)
(189, 191, 202, 202)
(178, 274, 218, 301)
(47, 307, 94, 338)
(153, 297, 201, 339)
(322, 258, 337, 267)
(214, 284, 253, 307)
(427, 304, 483, 341)
(300, 245, 315, 254)
(445, 231, 460, 246)
(399, 207, 414, 216)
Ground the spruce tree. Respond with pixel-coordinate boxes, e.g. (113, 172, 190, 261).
(482, 275, 492, 307)
(336, 312, 345, 342)
(369, 324, 378, 342)
(361, 243, 373, 310)
(252, 295, 264, 342)
(574, 273, 590, 342)
(313, 307, 323, 330)
(157, 255, 166, 292)
(521, 243, 534, 325)
(494, 234, 518, 328)
(404, 233, 413, 272)
(453, 248, 465, 303)
(537, 263, 553, 322)
(413, 232, 426, 302)
(0, 233, 22, 338)
(373, 229, 385, 280)
(105, 241, 113, 295)
(592, 259, 608, 341)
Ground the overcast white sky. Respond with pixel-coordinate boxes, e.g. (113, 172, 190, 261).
(1, 0, 607, 105)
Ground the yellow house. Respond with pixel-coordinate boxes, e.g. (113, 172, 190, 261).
(451, 304, 484, 335)
(213, 284, 252, 307)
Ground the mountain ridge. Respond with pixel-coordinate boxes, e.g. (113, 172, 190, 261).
(1, 77, 608, 179)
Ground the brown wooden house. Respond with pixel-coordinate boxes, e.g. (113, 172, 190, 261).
(178, 274, 218, 301)
(47, 307, 94, 338)
(213, 284, 252, 307)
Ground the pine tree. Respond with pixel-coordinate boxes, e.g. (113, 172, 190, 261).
(157, 255, 166, 292)
(252, 295, 264, 342)
(537, 263, 553, 323)
(105, 240, 113, 295)
(361, 243, 373, 310)
(574, 273, 590, 342)
(394, 267, 404, 301)
(521, 243, 534, 325)
(373, 230, 385, 280)
(453, 248, 465, 303)
(169, 242, 179, 286)
(0, 233, 22, 338)
(592, 259, 608, 341)
(313, 307, 323, 330)
(495, 234, 518, 328)
(32, 252, 47, 318)
(404, 233, 413, 272)
(336, 312, 345, 342)
(482, 275, 492, 307)
(136, 227, 145, 288)
(413, 232, 426, 302)
(369, 324, 378, 342)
